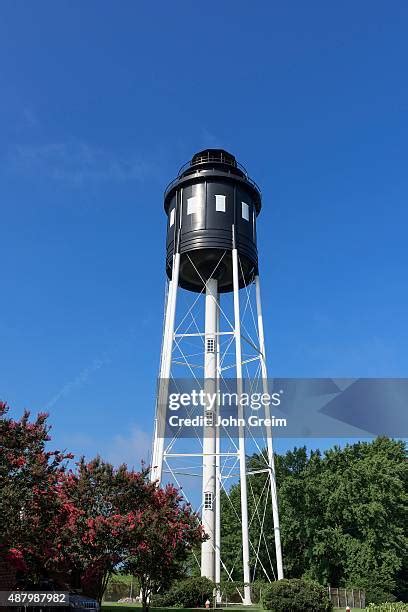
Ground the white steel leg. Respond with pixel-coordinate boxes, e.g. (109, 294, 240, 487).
(255, 275, 284, 580)
(201, 278, 218, 581)
(151, 253, 180, 484)
(232, 245, 252, 605)
(215, 294, 222, 601)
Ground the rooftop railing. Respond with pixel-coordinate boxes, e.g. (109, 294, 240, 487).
(164, 153, 261, 199)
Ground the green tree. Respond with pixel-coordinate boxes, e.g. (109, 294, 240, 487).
(220, 438, 408, 603)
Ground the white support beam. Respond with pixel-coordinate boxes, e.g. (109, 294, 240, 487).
(201, 278, 218, 581)
(232, 235, 252, 606)
(255, 274, 284, 580)
(215, 293, 222, 601)
(164, 452, 239, 458)
(151, 252, 180, 484)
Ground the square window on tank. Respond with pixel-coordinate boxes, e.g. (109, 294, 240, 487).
(187, 196, 199, 215)
(242, 201, 250, 221)
(215, 194, 226, 212)
(169, 208, 175, 227)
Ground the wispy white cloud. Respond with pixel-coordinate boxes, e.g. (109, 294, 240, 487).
(44, 354, 112, 410)
(106, 425, 152, 469)
(63, 431, 95, 448)
(6, 141, 157, 185)
(58, 425, 152, 470)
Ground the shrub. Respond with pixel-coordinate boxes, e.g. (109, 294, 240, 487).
(261, 578, 332, 612)
(364, 584, 397, 605)
(218, 581, 249, 603)
(150, 592, 174, 607)
(156, 576, 214, 608)
(216, 580, 267, 604)
(367, 604, 408, 611)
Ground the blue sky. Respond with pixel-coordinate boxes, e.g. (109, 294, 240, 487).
(1, 1, 407, 467)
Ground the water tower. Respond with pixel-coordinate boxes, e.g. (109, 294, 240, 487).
(151, 149, 283, 604)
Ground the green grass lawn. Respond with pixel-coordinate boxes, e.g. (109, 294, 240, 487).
(102, 605, 141, 609)
(102, 601, 359, 612)
(102, 607, 212, 612)
(102, 607, 264, 612)
(102, 607, 210, 612)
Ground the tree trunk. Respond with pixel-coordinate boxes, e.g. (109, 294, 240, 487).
(97, 570, 110, 605)
(141, 580, 151, 612)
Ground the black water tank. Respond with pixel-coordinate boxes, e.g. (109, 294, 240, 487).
(164, 149, 262, 293)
